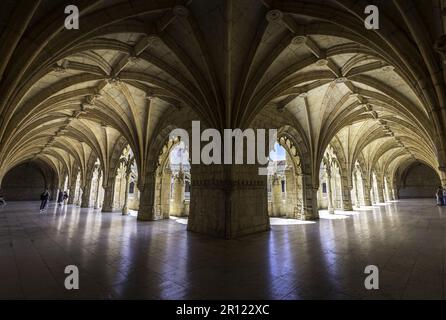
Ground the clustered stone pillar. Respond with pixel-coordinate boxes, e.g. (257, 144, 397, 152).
(284, 168, 297, 218)
(51, 185, 58, 201)
(81, 183, 91, 208)
(353, 176, 360, 207)
(188, 163, 269, 239)
(170, 168, 185, 216)
(385, 179, 394, 201)
(114, 174, 122, 209)
(326, 168, 334, 214)
(94, 170, 102, 209)
(301, 182, 318, 220)
(271, 173, 283, 217)
(68, 180, 76, 204)
(392, 187, 399, 200)
(363, 184, 372, 206)
(122, 171, 131, 216)
(137, 172, 158, 221)
(341, 183, 353, 211)
(160, 168, 171, 219)
(376, 180, 385, 203)
(102, 178, 115, 212)
(75, 188, 83, 206)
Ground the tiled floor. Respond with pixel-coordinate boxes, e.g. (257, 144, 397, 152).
(0, 199, 444, 299)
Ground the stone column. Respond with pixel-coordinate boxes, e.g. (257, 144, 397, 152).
(75, 188, 83, 206)
(170, 169, 185, 216)
(385, 178, 393, 201)
(94, 171, 102, 209)
(353, 176, 360, 207)
(160, 168, 171, 219)
(301, 183, 318, 220)
(114, 175, 122, 209)
(271, 174, 283, 217)
(392, 187, 399, 200)
(122, 172, 131, 215)
(102, 178, 116, 212)
(81, 183, 92, 208)
(51, 186, 58, 202)
(363, 184, 372, 206)
(284, 168, 297, 218)
(187, 164, 269, 239)
(341, 183, 353, 211)
(67, 183, 76, 204)
(376, 180, 385, 203)
(386, 183, 394, 201)
(137, 172, 157, 221)
(154, 171, 162, 216)
(326, 169, 334, 214)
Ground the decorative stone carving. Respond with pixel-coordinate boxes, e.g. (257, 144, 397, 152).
(266, 9, 283, 23)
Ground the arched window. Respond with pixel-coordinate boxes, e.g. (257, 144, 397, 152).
(129, 181, 135, 194)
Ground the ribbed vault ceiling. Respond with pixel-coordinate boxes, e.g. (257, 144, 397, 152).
(0, 0, 445, 188)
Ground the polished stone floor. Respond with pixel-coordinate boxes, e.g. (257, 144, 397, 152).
(0, 199, 444, 300)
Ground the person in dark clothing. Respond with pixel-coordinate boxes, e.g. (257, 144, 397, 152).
(40, 189, 50, 211)
(57, 190, 64, 206)
(0, 193, 6, 207)
(436, 186, 443, 206)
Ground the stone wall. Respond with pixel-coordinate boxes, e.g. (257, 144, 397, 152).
(1, 163, 46, 201)
(399, 163, 440, 198)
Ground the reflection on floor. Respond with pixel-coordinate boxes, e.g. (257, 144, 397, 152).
(0, 199, 444, 299)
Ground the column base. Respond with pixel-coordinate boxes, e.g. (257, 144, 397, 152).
(300, 207, 318, 220)
(137, 209, 163, 221)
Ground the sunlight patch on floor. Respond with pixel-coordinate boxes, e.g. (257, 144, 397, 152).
(318, 210, 351, 219)
(170, 216, 188, 224)
(129, 210, 138, 217)
(269, 217, 316, 225)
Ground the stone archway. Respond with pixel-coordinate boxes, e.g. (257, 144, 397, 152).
(153, 138, 190, 219)
(319, 146, 346, 214)
(267, 136, 304, 219)
(1, 162, 50, 201)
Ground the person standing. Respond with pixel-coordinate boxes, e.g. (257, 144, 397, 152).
(63, 191, 69, 205)
(57, 190, 64, 206)
(40, 189, 50, 211)
(442, 187, 446, 207)
(0, 193, 6, 207)
(436, 186, 443, 206)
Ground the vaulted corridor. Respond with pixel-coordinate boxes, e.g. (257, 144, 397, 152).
(0, 0, 446, 301)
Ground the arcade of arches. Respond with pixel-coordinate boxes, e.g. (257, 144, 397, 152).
(1, 0, 446, 242)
